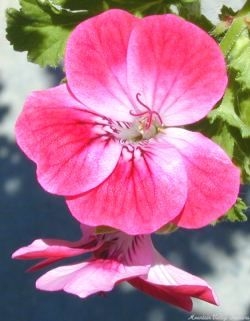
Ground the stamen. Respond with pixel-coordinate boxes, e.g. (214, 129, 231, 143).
(135, 93, 151, 112)
(129, 93, 163, 129)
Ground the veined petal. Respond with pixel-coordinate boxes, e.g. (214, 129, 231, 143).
(147, 256, 217, 305)
(65, 9, 138, 121)
(129, 278, 193, 311)
(127, 14, 227, 125)
(36, 262, 86, 292)
(164, 128, 240, 228)
(36, 259, 148, 298)
(67, 143, 187, 235)
(129, 250, 218, 311)
(12, 237, 101, 272)
(16, 85, 122, 195)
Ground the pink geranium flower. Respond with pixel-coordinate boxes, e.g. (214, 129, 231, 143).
(12, 225, 218, 312)
(16, 9, 240, 234)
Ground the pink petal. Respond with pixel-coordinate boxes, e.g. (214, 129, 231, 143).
(12, 239, 86, 260)
(36, 262, 86, 292)
(65, 9, 138, 121)
(36, 259, 148, 298)
(129, 278, 193, 311)
(124, 235, 215, 311)
(12, 239, 84, 272)
(67, 142, 188, 235)
(147, 256, 218, 304)
(16, 84, 122, 195)
(164, 128, 240, 228)
(127, 14, 227, 126)
(12, 237, 100, 272)
(129, 252, 218, 311)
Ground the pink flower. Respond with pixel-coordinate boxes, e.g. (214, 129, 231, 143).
(16, 9, 240, 234)
(12, 225, 218, 312)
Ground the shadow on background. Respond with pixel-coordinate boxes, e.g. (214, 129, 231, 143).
(0, 82, 10, 124)
(0, 74, 250, 321)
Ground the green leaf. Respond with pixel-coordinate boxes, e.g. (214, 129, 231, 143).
(218, 2, 250, 90)
(104, 0, 171, 15)
(238, 91, 250, 127)
(6, 0, 89, 67)
(38, 0, 87, 16)
(229, 29, 250, 90)
(6, 0, 216, 67)
(208, 88, 250, 139)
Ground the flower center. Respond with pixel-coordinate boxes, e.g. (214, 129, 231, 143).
(118, 93, 164, 143)
(93, 232, 144, 264)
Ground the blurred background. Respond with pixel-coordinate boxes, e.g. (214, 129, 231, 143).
(1, 0, 249, 320)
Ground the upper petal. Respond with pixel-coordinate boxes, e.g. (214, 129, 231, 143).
(127, 14, 227, 125)
(16, 84, 122, 195)
(67, 142, 187, 235)
(65, 9, 138, 121)
(164, 128, 240, 228)
(36, 259, 148, 298)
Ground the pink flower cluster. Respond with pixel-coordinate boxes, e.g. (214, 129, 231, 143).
(16, 10, 239, 234)
(13, 9, 240, 311)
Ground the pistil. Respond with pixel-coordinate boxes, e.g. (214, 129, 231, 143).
(117, 93, 164, 143)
